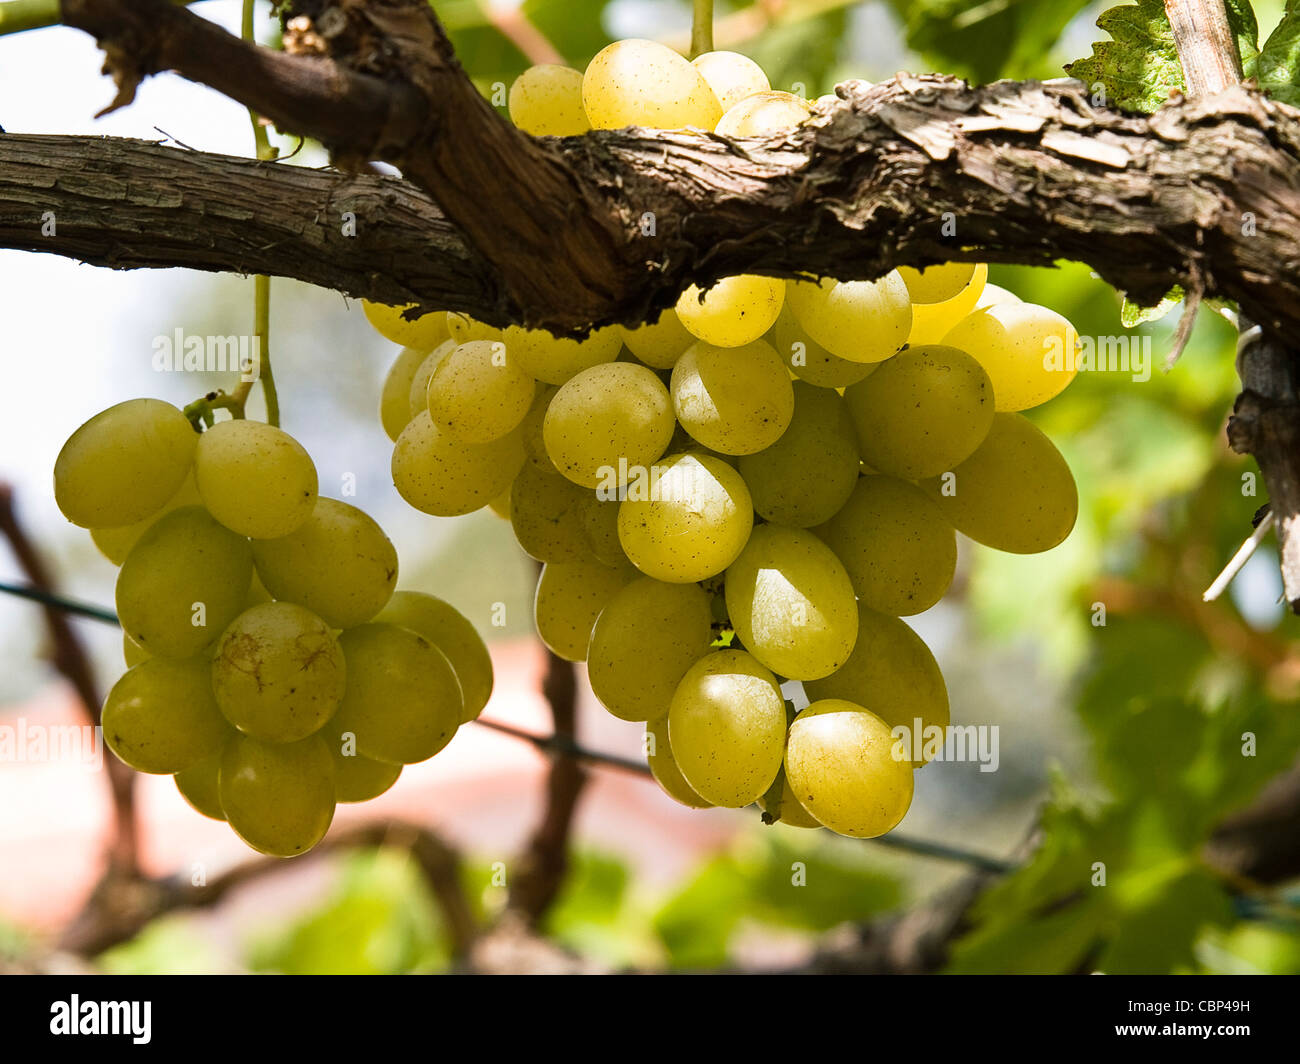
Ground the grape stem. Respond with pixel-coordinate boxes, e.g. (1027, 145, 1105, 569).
(690, 0, 713, 58)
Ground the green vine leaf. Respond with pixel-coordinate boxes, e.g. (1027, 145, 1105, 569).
(1121, 285, 1184, 327)
(1258, 0, 1300, 106)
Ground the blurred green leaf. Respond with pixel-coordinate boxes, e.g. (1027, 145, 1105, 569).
(1121, 287, 1183, 327)
(1258, 0, 1300, 105)
(99, 918, 225, 975)
(1099, 867, 1234, 973)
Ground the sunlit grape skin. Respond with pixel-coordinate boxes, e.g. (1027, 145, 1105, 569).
(363, 302, 450, 350)
(583, 39, 722, 130)
(941, 301, 1080, 412)
(691, 51, 770, 113)
(785, 273, 912, 364)
(671, 338, 794, 455)
(219, 733, 336, 858)
(675, 275, 785, 348)
(194, 419, 318, 540)
(508, 64, 590, 136)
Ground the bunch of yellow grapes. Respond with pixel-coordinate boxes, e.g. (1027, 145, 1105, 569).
(54, 401, 492, 857)
(366, 38, 1083, 840)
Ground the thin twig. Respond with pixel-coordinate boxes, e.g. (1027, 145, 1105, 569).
(482, 3, 564, 66)
(1203, 509, 1276, 601)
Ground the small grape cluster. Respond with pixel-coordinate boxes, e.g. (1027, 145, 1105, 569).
(372, 39, 1083, 839)
(54, 401, 492, 857)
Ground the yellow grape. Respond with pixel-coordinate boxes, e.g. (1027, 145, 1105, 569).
(408, 339, 457, 419)
(843, 344, 995, 479)
(392, 412, 526, 516)
(974, 282, 1021, 310)
(219, 733, 336, 857)
(488, 486, 512, 519)
(785, 274, 912, 363)
(194, 419, 318, 539)
(645, 715, 712, 808)
(376, 591, 494, 723)
(519, 384, 559, 472)
(671, 338, 794, 454)
(739, 381, 860, 527)
(508, 64, 591, 136)
(692, 51, 770, 112)
(320, 718, 402, 803)
(757, 773, 822, 829)
(579, 493, 627, 566)
(898, 262, 978, 304)
(621, 307, 696, 369)
(906, 263, 989, 346)
(941, 301, 1079, 411)
(363, 303, 449, 349)
(506, 324, 622, 385)
(715, 90, 812, 136)
(543, 362, 675, 488)
(380, 345, 431, 442)
(588, 577, 714, 721)
(509, 463, 593, 563)
(91, 472, 200, 566)
(446, 313, 503, 345)
(617, 453, 754, 582)
(102, 657, 232, 774)
(816, 475, 957, 616)
(583, 39, 722, 130)
(667, 649, 786, 807)
(54, 399, 197, 529)
(676, 275, 785, 348)
(534, 559, 636, 662)
(769, 305, 877, 389)
(428, 339, 535, 443)
(921, 412, 1078, 554)
(784, 699, 914, 838)
(123, 632, 150, 667)
(116, 505, 252, 659)
(174, 749, 227, 821)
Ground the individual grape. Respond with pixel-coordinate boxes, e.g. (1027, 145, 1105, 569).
(940, 301, 1079, 411)
(583, 39, 722, 130)
(211, 602, 347, 743)
(428, 339, 535, 443)
(380, 345, 432, 442)
(392, 412, 526, 516)
(91, 472, 200, 566)
(974, 282, 1021, 310)
(676, 275, 785, 348)
(738, 382, 859, 527)
(174, 749, 227, 821)
(645, 715, 712, 808)
(617, 453, 754, 582)
(769, 305, 877, 389)
(534, 559, 636, 662)
(843, 344, 995, 480)
(331, 623, 462, 764)
(691, 50, 770, 112)
(116, 506, 253, 659)
(54, 399, 197, 529)
(804, 605, 950, 764)
(363, 303, 450, 350)
(408, 339, 457, 419)
(898, 262, 978, 304)
(785, 274, 912, 364)
(102, 657, 232, 774)
(375, 591, 494, 722)
(520, 385, 559, 472)
(446, 313, 503, 345)
(320, 718, 402, 803)
(123, 632, 150, 667)
(250, 498, 397, 629)
(194, 419, 318, 539)
(784, 699, 914, 838)
(508, 64, 591, 136)
(715, 90, 813, 136)
(724, 524, 858, 681)
(543, 362, 675, 488)
(506, 324, 622, 385)
(219, 733, 336, 857)
(488, 486, 512, 519)
(757, 773, 822, 829)
(816, 476, 956, 616)
(588, 578, 713, 721)
(921, 412, 1078, 554)
(509, 463, 592, 563)
(579, 493, 627, 566)
(671, 339, 794, 454)
(906, 264, 989, 346)
(621, 307, 696, 369)
(667, 650, 786, 807)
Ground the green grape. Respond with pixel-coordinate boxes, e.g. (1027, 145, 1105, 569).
(509, 463, 593, 563)
(91, 471, 200, 566)
(392, 412, 526, 516)
(123, 632, 150, 667)
(921, 412, 1077, 554)
(243, 571, 273, 609)
(676, 275, 785, 348)
(534, 559, 636, 662)
(446, 313, 503, 345)
(211, 602, 347, 743)
(506, 324, 622, 385)
(692, 50, 770, 112)
(488, 486, 512, 520)
(906, 264, 989, 346)
(102, 657, 232, 774)
(543, 363, 675, 488)
(380, 345, 432, 442)
(583, 39, 722, 130)
(785, 274, 912, 364)
(715, 90, 812, 136)
(784, 699, 914, 838)
(667, 650, 786, 807)
(738, 381, 860, 527)
(816, 476, 956, 616)
(375, 591, 494, 722)
(194, 419, 318, 540)
(250, 498, 398, 629)
(898, 262, 978, 304)
(974, 282, 1020, 310)
(645, 715, 712, 808)
(520, 385, 559, 472)
(769, 305, 877, 389)
(588, 578, 713, 721)
(116, 506, 252, 658)
(724, 524, 858, 681)
(174, 749, 227, 821)
(408, 339, 458, 419)
(617, 452, 754, 582)
(331, 623, 462, 763)
(843, 344, 995, 480)
(320, 719, 402, 803)
(804, 605, 950, 765)
(940, 301, 1079, 411)
(757, 773, 823, 829)
(578, 493, 627, 566)
(671, 338, 794, 454)
(54, 398, 197, 529)
(428, 339, 535, 443)
(620, 307, 696, 369)
(219, 733, 336, 857)
(508, 64, 591, 136)
(363, 303, 450, 350)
